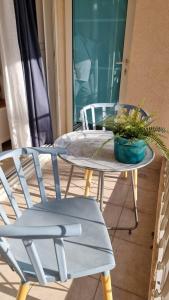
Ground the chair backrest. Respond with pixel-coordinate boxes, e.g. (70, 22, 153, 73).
(80, 103, 148, 130)
(0, 147, 62, 223)
(0, 147, 81, 284)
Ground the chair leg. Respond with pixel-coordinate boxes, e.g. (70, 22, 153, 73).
(122, 171, 128, 178)
(65, 165, 74, 197)
(16, 282, 31, 300)
(101, 271, 113, 300)
(124, 171, 128, 178)
(84, 170, 93, 196)
(84, 169, 89, 180)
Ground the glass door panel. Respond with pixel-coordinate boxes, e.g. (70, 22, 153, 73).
(73, 0, 128, 125)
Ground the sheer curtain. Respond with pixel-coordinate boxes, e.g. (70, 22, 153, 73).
(0, 0, 32, 148)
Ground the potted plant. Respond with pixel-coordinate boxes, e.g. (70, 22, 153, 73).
(101, 106, 169, 164)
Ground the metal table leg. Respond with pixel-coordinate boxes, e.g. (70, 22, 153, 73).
(96, 171, 105, 211)
(100, 169, 139, 233)
(129, 169, 139, 233)
(99, 172, 104, 212)
(65, 164, 74, 197)
(97, 171, 101, 203)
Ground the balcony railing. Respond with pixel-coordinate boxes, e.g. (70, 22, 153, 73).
(149, 159, 169, 299)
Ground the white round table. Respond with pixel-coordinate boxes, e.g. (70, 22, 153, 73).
(55, 130, 155, 232)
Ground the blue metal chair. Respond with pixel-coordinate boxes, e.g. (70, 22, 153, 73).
(0, 147, 115, 300)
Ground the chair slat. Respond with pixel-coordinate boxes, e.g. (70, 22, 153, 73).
(13, 157, 32, 208)
(54, 238, 67, 282)
(102, 106, 106, 131)
(80, 110, 86, 130)
(0, 167, 21, 218)
(23, 239, 47, 285)
(91, 106, 96, 130)
(84, 109, 89, 130)
(32, 152, 47, 203)
(0, 204, 10, 224)
(51, 154, 61, 200)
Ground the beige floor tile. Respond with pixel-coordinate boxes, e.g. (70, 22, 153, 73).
(108, 182, 131, 206)
(125, 186, 158, 215)
(145, 158, 161, 171)
(115, 208, 155, 247)
(111, 238, 152, 298)
(0, 263, 20, 300)
(137, 167, 160, 192)
(116, 176, 132, 187)
(102, 203, 123, 229)
(28, 282, 69, 300)
(94, 282, 146, 300)
(63, 181, 86, 198)
(65, 276, 99, 300)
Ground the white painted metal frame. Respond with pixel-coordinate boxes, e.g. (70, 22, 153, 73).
(149, 159, 169, 299)
(58, 100, 153, 233)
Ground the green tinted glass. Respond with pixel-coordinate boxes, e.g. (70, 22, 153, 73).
(73, 0, 128, 125)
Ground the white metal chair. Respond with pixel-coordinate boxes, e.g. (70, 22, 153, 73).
(65, 103, 148, 233)
(0, 147, 115, 300)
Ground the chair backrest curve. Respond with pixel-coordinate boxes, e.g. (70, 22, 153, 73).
(80, 103, 148, 130)
(0, 147, 65, 224)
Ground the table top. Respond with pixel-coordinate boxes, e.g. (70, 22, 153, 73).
(55, 130, 155, 172)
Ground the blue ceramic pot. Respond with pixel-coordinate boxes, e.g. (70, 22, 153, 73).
(114, 136, 146, 164)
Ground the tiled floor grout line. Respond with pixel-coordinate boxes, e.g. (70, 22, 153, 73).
(102, 199, 156, 216)
(110, 177, 155, 248)
(113, 235, 154, 250)
(112, 283, 147, 300)
(110, 183, 131, 240)
(93, 276, 101, 300)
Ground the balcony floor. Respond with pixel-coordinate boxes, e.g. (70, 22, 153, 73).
(0, 158, 160, 300)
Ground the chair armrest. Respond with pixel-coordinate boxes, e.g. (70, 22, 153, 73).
(0, 223, 82, 239)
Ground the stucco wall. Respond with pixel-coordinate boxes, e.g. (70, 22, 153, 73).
(123, 0, 169, 153)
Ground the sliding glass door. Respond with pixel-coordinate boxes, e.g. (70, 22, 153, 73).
(73, 0, 128, 125)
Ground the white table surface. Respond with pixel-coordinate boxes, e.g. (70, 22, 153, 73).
(55, 130, 155, 172)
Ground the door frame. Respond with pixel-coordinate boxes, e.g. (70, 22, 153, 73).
(64, 0, 136, 129)
(65, 0, 73, 132)
(52, 0, 136, 133)
(119, 0, 136, 101)
(36, 0, 136, 134)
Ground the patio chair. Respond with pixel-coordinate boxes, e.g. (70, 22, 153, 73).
(0, 147, 115, 300)
(65, 102, 148, 198)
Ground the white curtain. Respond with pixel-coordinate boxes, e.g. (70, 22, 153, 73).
(0, 0, 32, 148)
(36, 0, 73, 138)
(35, 0, 57, 139)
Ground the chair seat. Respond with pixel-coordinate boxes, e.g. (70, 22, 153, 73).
(9, 197, 115, 282)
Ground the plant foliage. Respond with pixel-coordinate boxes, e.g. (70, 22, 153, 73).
(103, 106, 169, 160)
